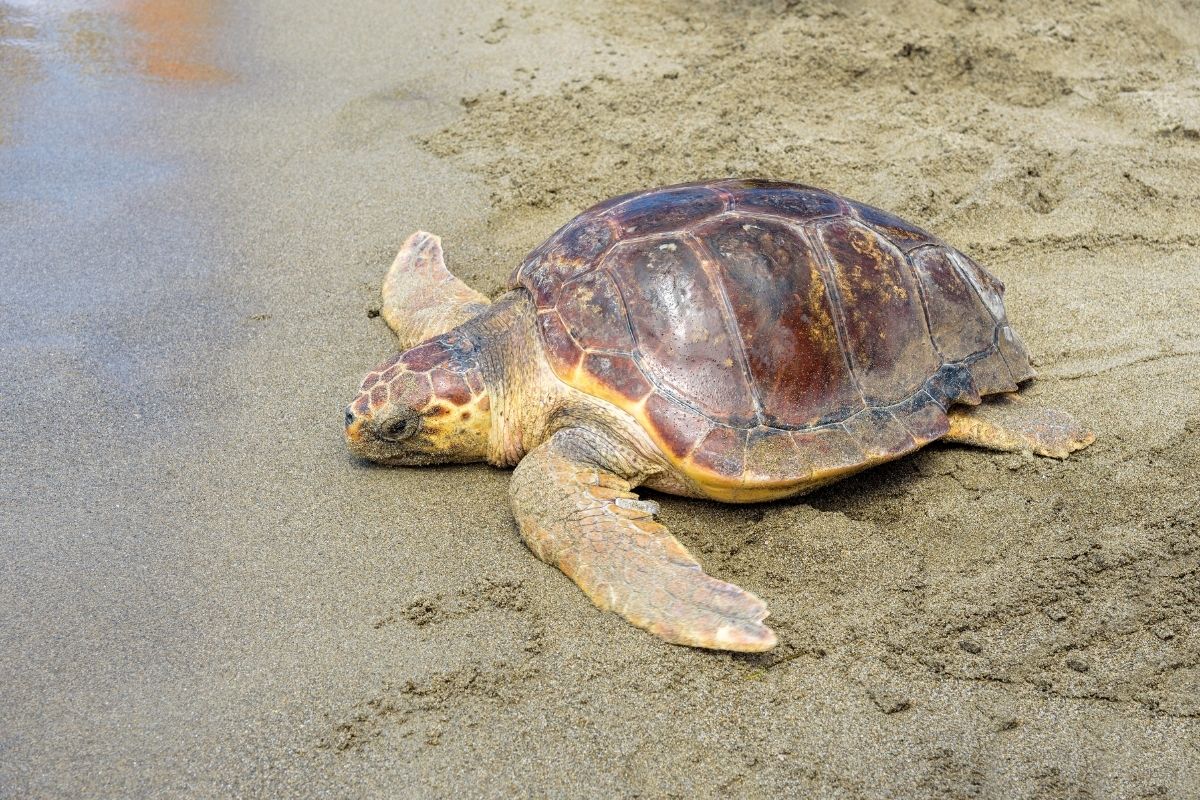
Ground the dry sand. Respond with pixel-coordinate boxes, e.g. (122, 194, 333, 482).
(1, 0, 1198, 797)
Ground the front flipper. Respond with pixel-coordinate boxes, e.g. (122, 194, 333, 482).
(944, 393, 1096, 459)
(510, 430, 777, 652)
(381, 232, 491, 349)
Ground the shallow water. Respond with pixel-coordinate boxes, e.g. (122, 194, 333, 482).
(0, 2, 588, 794)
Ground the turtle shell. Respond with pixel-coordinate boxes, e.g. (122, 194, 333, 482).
(510, 179, 1033, 501)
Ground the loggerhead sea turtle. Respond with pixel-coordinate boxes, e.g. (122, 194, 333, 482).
(345, 179, 1094, 652)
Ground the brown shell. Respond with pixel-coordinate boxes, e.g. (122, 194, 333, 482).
(511, 179, 1033, 501)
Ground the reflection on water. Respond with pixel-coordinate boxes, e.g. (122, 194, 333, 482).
(0, 0, 232, 316)
(2, 0, 228, 95)
(119, 0, 229, 83)
(0, 0, 232, 203)
(0, 4, 42, 144)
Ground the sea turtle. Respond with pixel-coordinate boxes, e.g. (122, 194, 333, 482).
(345, 179, 1094, 652)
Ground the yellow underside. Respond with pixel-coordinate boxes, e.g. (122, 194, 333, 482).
(689, 460, 883, 503)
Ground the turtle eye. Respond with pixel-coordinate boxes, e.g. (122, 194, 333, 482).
(378, 415, 419, 442)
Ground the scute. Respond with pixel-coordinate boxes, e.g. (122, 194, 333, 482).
(694, 214, 859, 428)
(691, 425, 747, 480)
(514, 212, 613, 306)
(814, 218, 941, 405)
(557, 270, 635, 354)
(848, 199, 940, 251)
(610, 185, 725, 237)
(951, 251, 1006, 322)
(842, 407, 916, 460)
(606, 235, 757, 426)
(720, 178, 844, 221)
(997, 325, 1035, 384)
(892, 390, 951, 445)
(536, 310, 583, 375)
(787, 424, 865, 482)
(512, 180, 1032, 496)
(643, 391, 710, 460)
(911, 247, 997, 361)
(580, 352, 652, 404)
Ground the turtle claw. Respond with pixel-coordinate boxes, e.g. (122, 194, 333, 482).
(613, 497, 660, 518)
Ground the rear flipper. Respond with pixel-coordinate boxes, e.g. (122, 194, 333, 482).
(944, 394, 1095, 459)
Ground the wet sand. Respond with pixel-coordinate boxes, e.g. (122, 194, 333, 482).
(1, 0, 1198, 796)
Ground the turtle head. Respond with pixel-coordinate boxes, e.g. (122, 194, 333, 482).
(345, 330, 491, 466)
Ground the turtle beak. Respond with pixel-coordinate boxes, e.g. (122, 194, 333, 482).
(344, 405, 366, 446)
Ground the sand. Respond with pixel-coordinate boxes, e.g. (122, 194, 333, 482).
(1, 0, 1197, 796)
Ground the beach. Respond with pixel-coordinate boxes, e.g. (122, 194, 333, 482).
(1, 0, 1198, 796)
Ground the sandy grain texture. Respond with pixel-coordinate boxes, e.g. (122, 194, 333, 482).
(1, 0, 1197, 797)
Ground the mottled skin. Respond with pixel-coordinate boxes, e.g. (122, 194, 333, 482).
(346, 181, 1095, 652)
